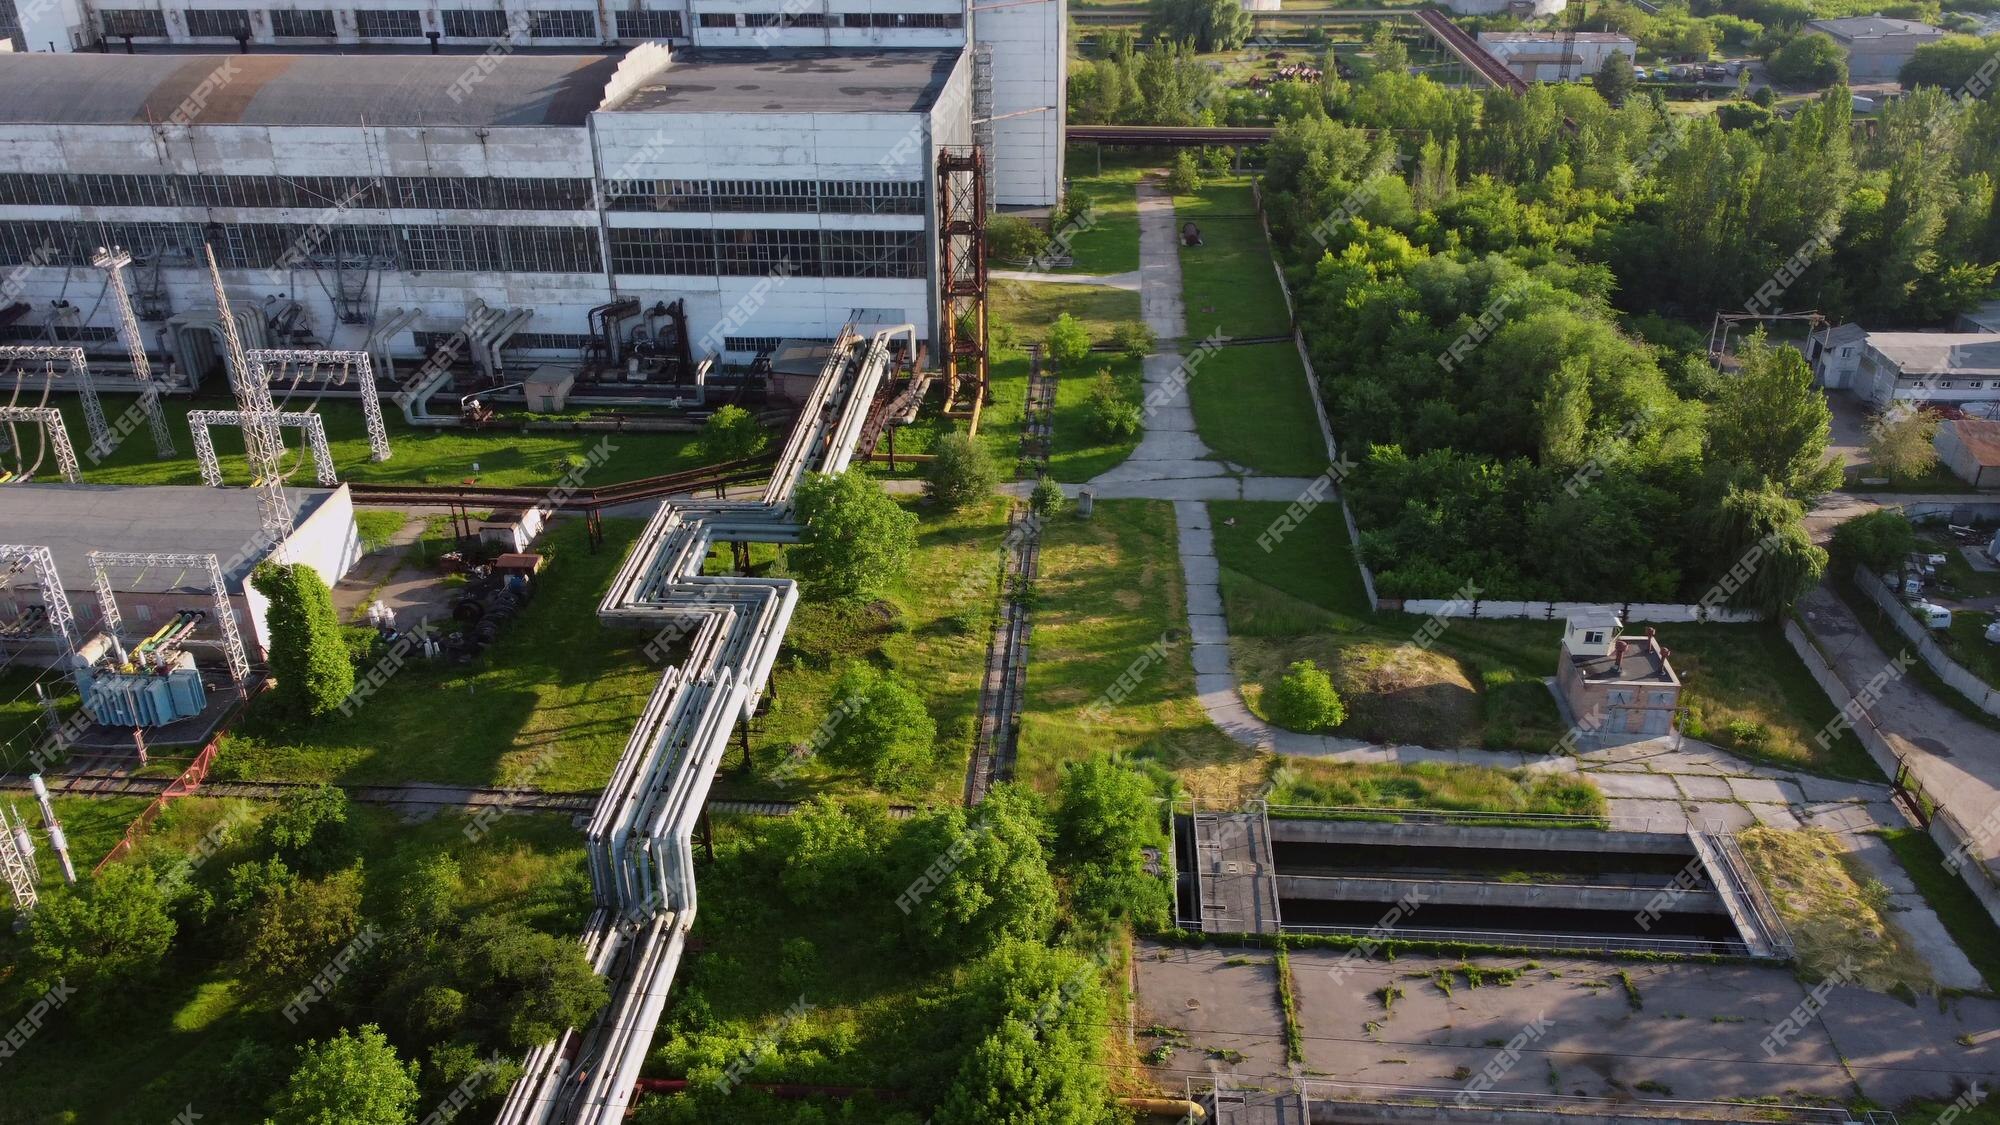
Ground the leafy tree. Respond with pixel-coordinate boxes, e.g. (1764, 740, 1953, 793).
(1267, 661, 1347, 732)
(392, 853, 462, 939)
(252, 562, 355, 719)
(893, 787, 1056, 958)
(1168, 149, 1203, 195)
(1087, 374, 1142, 441)
(989, 214, 1052, 262)
(1594, 51, 1637, 106)
(1054, 756, 1167, 930)
(1830, 509, 1918, 574)
(699, 405, 766, 463)
(1144, 0, 1250, 52)
(820, 662, 938, 788)
(456, 917, 611, 1052)
(786, 469, 919, 601)
(27, 862, 176, 1005)
(267, 1024, 419, 1125)
(1767, 33, 1847, 87)
(934, 941, 1112, 1125)
(1705, 484, 1828, 615)
(245, 869, 365, 990)
(924, 431, 999, 510)
(258, 783, 355, 876)
(767, 796, 885, 903)
(1046, 312, 1092, 368)
(1706, 335, 1844, 500)
(1031, 474, 1068, 518)
(1866, 407, 1940, 480)
(1899, 34, 2000, 89)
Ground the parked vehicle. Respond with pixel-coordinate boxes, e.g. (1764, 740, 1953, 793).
(1908, 600, 1954, 629)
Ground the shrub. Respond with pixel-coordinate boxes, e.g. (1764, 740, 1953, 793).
(1087, 374, 1142, 441)
(1046, 312, 1092, 368)
(1830, 509, 1916, 575)
(268, 1025, 419, 1125)
(924, 431, 999, 510)
(1766, 32, 1847, 86)
(819, 662, 938, 789)
(1168, 150, 1203, 195)
(989, 214, 1051, 262)
(699, 404, 766, 462)
(787, 469, 919, 601)
(251, 562, 356, 719)
(1267, 660, 1346, 732)
(1031, 474, 1068, 517)
(258, 784, 355, 876)
(1111, 321, 1156, 361)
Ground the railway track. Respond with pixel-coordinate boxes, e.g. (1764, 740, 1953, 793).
(965, 502, 1041, 805)
(5, 771, 914, 819)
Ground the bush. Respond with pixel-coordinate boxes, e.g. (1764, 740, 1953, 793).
(26, 863, 177, 1008)
(1111, 321, 1156, 361)
(1046, 312, 1092, 368)
(924, 431, 999, 510)
(1087, 374, 1142, 441)
(1168, 150, 1203, 195)
(258, 784, 355, 876)
(989, 213, 1051, 262)
(699, 404, 766, 463)
(1830, 509, 1917, 575)
(251, 562, 355, 719)
(1267, 660, 1347, 732)
(1766, 32, 1847, 86)
(818, 662, 939, 789)
(268, 1025, 419, 1125)
(787, 469, 919, 601)
(1030, 474, 1067, 518)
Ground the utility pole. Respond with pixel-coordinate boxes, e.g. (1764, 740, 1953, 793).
(28, 776, 74, 885)
(204, 245, 295, 561)
(93, 246, 176, 458)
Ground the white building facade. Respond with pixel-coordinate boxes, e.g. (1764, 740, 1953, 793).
(0, 1, 1060, 376)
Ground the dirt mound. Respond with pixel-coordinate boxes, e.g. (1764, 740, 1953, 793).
(1330, 643, 1482, 748)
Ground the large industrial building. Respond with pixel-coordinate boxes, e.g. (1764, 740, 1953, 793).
(0, 1, 1062, 386)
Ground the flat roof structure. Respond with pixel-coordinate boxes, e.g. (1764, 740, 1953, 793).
(0, 484, 331, 591)
(0, 51, 623, 126)
(601, 48, 960, 114)
(1807, 15, 1941, 39)
(1943, 418, 2000, 469)
(1868, 333, 2000, 379)
(1569, 633, 1679, 686)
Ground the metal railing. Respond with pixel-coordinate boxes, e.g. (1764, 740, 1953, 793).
(1287, 1079, 1867, 1123)
(1275, 920, 1749, 956)
(1262, 802, 1722, 834)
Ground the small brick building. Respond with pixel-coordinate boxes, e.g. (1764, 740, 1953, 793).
(1555, 611, 1681, 738)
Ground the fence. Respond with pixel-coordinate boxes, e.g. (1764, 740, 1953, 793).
(92, 736, 220, 875)
(1854, 564, 2000, 719)
(1783, 616, 2000, 932)
(1393, 598, 1763, 624)
(1250, 177, 1379, 611)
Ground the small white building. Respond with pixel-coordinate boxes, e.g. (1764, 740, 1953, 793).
(1804, 17, 1945, 83)
(1810, 323, 1869, 388)
(1476, 31, 1635, 82)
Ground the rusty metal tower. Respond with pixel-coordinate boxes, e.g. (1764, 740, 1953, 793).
(937, 145, 989, 436)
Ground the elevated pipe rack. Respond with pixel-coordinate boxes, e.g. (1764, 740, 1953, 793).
(495, 323, 910, 1125)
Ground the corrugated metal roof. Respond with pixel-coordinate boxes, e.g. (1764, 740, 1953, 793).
(0, 51, 621, 127)
(603, 49, 959, 114)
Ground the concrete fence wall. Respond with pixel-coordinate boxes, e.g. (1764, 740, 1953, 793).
(1250, 178, 1379, 612)
(1783, 617, 2000, 931)
(1854, 564, 2000, 718)
(1390, 598, 1762, 624)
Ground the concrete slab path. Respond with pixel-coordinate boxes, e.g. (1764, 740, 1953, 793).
(989, 267, 1141, 291)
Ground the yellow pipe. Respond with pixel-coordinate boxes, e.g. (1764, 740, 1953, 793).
(1118, 1097, 1205, 1120)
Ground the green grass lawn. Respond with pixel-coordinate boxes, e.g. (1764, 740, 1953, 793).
(1938, 609, 2000, 692)
(1186, 342, 1328, 477)
(712, 497, 1011, 805)
(1876, 827, 2000, 993)
(58, 393, 738, 489)
(1174, 176, 1288, 336)
(1055, 160, 1143, 276)
(1047, 353, 1145, 482)
(1210, 498, 1371, 628)
(991, 280, 1141, 343)
(352, 508, 410, 553)
(1267, 759, 1605, 821)
(0, 668, 83, 776)
(212, 517, 660, 789)
(1019, 501, 1252, 798)
(0, 796, 587, 1124)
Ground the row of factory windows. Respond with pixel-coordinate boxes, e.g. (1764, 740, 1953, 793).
(0, 173, 924, 216)
(99, 7, 674, 37)
(695, 11, 960, 28)
(0, 220, 927, 279)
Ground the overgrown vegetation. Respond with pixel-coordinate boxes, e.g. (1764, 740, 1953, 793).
(1737, 826, 1933, 994)
(252, 562, 356, 719)
(1266, 759, 1606, 821)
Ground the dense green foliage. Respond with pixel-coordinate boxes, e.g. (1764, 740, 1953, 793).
(267, 1025, 419, 1125)
(258, 783, 355, 876)
(1144, 0, 1251, 52)
(1086, 373, 1143, 441)
(1232, 56, 1999, 600)
(700, 405, 767, 463)
(788, 469, 920, 601)
(924, 431, 1000, 510)
(25, 862, 176, 1008)
(1046, 312, 1093, 368)
(1032, 474, 1069, 517)
(1054, 756, 1171, 933)
(821, 663, 940, 788)
(1830, 508, 1919, 574)
(1766, 32, 1848, 86)
(252, 562, 355, 718)
(1267, 660, 1348, 732)
(1900, 33, 2000, 90)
